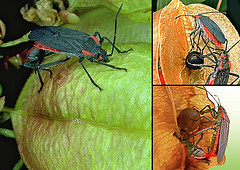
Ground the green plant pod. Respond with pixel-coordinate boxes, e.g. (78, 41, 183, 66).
(11, 43, 151, 169)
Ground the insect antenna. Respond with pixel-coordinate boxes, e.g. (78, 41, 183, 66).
(196, 86, 220, 107)
(226, 40, 240, 53)
(175, 14, 194, 19)
(109, 3, 123, 56)
(199, 11, 221, 15)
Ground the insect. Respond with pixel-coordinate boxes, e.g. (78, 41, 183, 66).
(206, 40, 240, 85)
(26, 3, 132, 92)
(186, 40, 240, 85)
(189, 86, 230, 164)
(178, 112, 211, 162)
(185, 49, 220, 71)
(176, 11, 228, 68)
(175, 12, 227, 52)
(184, 32, 220, 71)
(23, 48, 69, 92)
(182, 134, 210, 162)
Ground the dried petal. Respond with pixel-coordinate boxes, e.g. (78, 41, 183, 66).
(59, 10, 79, 24)
(153, 86, 184, 169)
(20, 0, 64, 26)
(153, 9, 162, 84)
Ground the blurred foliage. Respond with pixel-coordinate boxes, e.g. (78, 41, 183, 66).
(0, 19, 6, 41)
(0, 84, 2, 96)
(204, 0, 227, 12)
(156, 0, 227, 12)
(5, 55, 23, 70)
(227, 0, 240, 35)
(157, 0, 205, 10)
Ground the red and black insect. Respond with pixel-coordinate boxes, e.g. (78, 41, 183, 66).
(190, 86, 230, 164)
(23, 48, 68, 92)
(186, 40, 240, 85)
(25, 3, 132, 92)
(178, 110, 211, 162)
(176, 11, 229, 68)
(206, 40, 240, 85)
(182, 134, 210, 162)
(175, 12, 227, 50)
(176, 103, 213, 162)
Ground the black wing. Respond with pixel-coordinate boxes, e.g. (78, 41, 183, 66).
(217, 110, 230, 163)
(29, 26, 91, 53)
(199, 16, 226, 44)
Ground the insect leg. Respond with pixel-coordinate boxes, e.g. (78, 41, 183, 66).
(93, 32, 102, 41)
(189, 106, 215, 124)
(23, 57, 53, 79)
(191, 29, 202, 51)
(203, 53, 218, 64)
(35, 69, 44, 93)
(94, 4, 132, 56)
(205, 46, 224, 54)
(185, 60, 215, 68)
(38, 56, 70, 68)
(190, 126, 215, 139)
(200, 34, 219, 63)
(78, 57, 102, 91)
(99, 36, 132, 56)
(189, 26, 200, 50)
(24, 51, 71, 92)
(195, 131, 204, 147)
(229, 72, 239, 85)
(190, 19, 198, 50)
(196, 30, 202, 51)
(202, 38, 211, 52)
(198, 105, 218, 119)
(23, 60, 46, 93)
(87, 56, 127, 71)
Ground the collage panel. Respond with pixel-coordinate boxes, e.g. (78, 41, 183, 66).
(153, 0, 240, 85)
(153, 86, 240, 169)
(153, 0, 240, 170)
(0, 0, 152, 169)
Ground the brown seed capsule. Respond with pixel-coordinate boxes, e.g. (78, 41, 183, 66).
(177, 108, 201, 132)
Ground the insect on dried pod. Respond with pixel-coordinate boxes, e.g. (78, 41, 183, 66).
(153, 0, 240, 85)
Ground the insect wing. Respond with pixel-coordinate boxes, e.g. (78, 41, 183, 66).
(215, 68, 230, 85)
(199, 16, 226, 44)
(217, 110, 230, 163)
(29, 26, 90, 54)
(205, 71, 216, 85)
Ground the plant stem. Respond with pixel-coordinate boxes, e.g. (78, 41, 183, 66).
(13, 159, 24, 170)
(0, 128, 15, 138)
